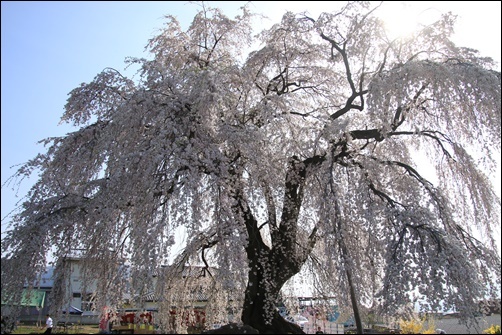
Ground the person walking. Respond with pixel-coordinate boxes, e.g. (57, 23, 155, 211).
(316, 325, 324, 334)
(42, 314, 53, 334)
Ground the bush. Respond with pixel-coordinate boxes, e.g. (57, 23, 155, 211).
(399, 319, 423, 334)
(483, 324, 501, 334)
(399, 316, 436, 334)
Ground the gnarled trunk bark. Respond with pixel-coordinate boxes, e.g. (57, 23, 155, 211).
(241, 250, 304, 334)
(237, 196, 306, 333)
(231, 156, 324, 334)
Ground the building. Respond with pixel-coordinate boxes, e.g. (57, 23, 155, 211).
(3, 254, 227, 330)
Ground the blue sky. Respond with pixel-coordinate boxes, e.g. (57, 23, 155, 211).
(1, 1, 501, 238)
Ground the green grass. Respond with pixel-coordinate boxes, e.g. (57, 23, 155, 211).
(11, 324, 100, 334)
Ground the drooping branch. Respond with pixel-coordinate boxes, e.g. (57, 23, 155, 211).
(388, 130, 455, 159)
(366, 156, 445, 209)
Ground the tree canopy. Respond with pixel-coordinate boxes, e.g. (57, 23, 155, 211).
(2, 2, 501, 333)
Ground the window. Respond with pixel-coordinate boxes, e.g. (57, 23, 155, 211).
(81, 293, 95, 311)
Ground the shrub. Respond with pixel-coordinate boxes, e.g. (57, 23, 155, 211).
(399, 316, 436, 334)
(399, 319, 423, 334)
(483, 324, 501, 334)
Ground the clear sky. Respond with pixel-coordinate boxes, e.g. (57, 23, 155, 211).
(1, 1, 501, 239)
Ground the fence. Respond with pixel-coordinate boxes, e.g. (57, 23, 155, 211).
(301, 314, 501, 334)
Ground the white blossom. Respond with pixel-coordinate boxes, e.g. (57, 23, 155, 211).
(2, 2, 500, 334)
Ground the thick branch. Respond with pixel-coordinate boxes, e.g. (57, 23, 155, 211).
(275, 155, 325, 268)
(317, 32, 368, 120)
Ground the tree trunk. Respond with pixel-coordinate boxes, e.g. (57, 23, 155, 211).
(230, 156, 324, 334)
(232, 185, 307, 334)
(347, 267, 364, 334)
(241, 257, 305, 334)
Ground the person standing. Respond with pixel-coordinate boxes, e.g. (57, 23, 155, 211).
(316, 325, 324, 334)
(42, 314, 53, 334)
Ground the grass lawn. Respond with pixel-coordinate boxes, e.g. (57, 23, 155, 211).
(11, 323, 101, 334)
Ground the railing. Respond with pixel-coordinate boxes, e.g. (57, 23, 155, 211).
(54, 322, 74, 333)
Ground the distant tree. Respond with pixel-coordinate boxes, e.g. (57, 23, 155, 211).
(2, 2, 501, 334)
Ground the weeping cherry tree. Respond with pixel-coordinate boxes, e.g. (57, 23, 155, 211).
(2, 2, 501, 334)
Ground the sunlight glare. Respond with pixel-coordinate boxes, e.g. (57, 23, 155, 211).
(378, 2, 420, 39)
